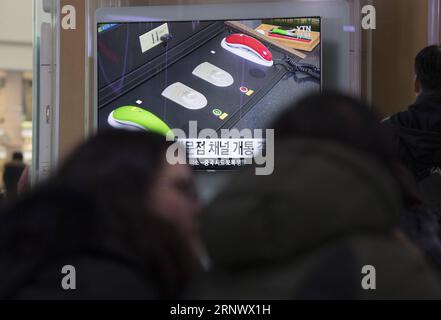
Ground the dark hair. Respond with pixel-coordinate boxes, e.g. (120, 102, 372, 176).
(415, 45, 441, 91)
(273, 92, 421, 207)
(0, 130, 196, 299)
(55, 129, 172, 213)
(274, 92, 397, 163)
(12, 152, 23, 161)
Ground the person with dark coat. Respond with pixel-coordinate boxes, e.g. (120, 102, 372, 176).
(188, 93, 441, 299)
(0, 130, 201, 300)
(3, 152, 26, 199)
(382, 46, 441, 275)
(384, 45, 441, 183)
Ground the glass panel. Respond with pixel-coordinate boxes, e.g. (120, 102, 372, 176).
(32, 0, 57, 183)
(0, 1, 34, 193)
(85, 0, 359, 138)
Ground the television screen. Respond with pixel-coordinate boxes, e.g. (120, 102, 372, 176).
(97, 17, 321, 169)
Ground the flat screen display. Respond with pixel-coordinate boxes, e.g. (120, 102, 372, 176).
(97, 17, 321, 169)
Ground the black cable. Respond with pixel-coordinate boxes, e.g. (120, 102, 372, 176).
(224, 28, 321, 81)
(160, 34, 173, 47)
(275, 55, 321, 81)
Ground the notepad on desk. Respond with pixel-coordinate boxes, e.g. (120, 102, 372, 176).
(255, 24, 320, 52)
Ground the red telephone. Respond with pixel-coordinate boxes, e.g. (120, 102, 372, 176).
(221, 33, 274, 67)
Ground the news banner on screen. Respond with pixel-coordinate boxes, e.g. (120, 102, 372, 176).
(97, 17, 321, 169)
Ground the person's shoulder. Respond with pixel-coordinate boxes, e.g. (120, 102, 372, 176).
(3, 162, 13, 170)
(15, 256, 158, 300)
(74, 256, 158, 299)
(383, 109, 413, 127)
(3, 162, 26, 172)
(349, 234, 441, 299)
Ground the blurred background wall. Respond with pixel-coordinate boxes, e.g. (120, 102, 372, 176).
(0, 0, 33, 189)
(366, 0, 428, 118)
(0, 0, 436, 190)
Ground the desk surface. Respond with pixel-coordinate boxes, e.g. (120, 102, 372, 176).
(98, 28, 320, 134)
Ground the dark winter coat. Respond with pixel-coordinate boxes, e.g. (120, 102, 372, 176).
(189, 139, 441, 299)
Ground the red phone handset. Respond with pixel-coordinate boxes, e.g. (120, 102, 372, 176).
(222, 34, 274, 67)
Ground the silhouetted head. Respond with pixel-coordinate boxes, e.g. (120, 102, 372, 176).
(12, 152, 23, 162)
(273, 92, 421, 207)
(0, 130, 202, 298)
(274, 92, 396, 162)
(55, 129, 201, 257)
(414, 45, 441, 93)
(41, 130, 199, 297)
